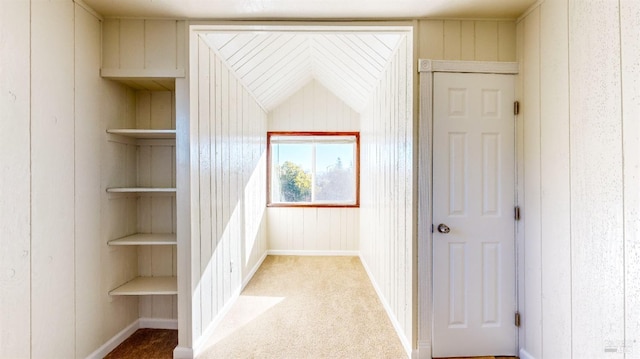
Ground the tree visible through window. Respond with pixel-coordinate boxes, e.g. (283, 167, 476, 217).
(268, 133, 359, 207)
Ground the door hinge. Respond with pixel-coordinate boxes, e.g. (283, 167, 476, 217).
(514, 206, 521, 221)
(431, 224, 434, 233)
(515, 312, 521, 327)
(514, 101, 520, 115)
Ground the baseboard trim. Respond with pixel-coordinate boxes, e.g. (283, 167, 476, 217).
(139, 317, 178, 330)
(359, 255, 412, 358)
(193, 288, 242, 356)
(173, 346, 194, 359)
(242, 251, 268, 289)
(85, 317, 179, 359)
(415, 342, 432, 359)
(86, 319, 139, 359)
(193, 250, 268, 357)
(520, 348, 536, 359)
(267, 250, 359, 256)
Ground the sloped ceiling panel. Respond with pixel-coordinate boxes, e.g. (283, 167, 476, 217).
(202, 31, 404, 113)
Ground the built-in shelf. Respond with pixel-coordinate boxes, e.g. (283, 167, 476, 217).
(101, 68, 185, 79)
(106, 187, 176, 193)
(106, 129, 176, 139)
(109, 276, 177, 296)
(108, 233, 177, 246)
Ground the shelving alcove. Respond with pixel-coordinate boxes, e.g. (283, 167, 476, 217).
(103, 77, 179, 304)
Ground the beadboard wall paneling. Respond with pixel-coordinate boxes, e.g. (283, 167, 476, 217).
(621, 0, 640, 352)
(268, 79, 360, 132)
(517, 0, 635, 357)
(31, 1, 76, 357)
(360, 34, 413, 354)
(569, 1, 624, 356)
(267, 79, 360, 253)
(74, 6, 109, 357)
(418, 19, 516, 61)
(190, 35, 268, 347)
(538, 0, 571, 357)
(102, 19, 185, 77)
(268, 207, 359, 252)
(0, 1, 31, 357)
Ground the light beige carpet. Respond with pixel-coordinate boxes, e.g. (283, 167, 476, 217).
(197, 255, 407, 359)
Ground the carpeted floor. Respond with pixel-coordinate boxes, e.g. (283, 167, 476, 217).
(103, 256, 520, 358)
(103, 256, 520, 359)
(104, 328, 177, 359)
(196, 255, 407, 358)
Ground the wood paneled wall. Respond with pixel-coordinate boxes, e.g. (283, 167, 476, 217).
(418, 19, 516, 61)
(268, 207, 359, 253)
(102, 19, 185, 76)
(517, 0, 639, 357)
(0, 2, 138, 358)
(190, 35, 268, 348)
(0, 1, 31, 357)
(359, 35, 413, 354)
(267, 79, 360, 253)
(268, 79, 360, 132)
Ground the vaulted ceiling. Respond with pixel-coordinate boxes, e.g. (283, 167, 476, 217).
(84, 0, 535, 19)
(201, 31, 406, 112)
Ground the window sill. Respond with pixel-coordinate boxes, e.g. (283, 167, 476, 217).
(267, 203, 359, 209)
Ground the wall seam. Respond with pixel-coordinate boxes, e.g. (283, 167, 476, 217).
(537, 6, 543, 358)
(566, 0, 573, 355)
(73, 3, 78, 358)
(28, 0, 33, 357)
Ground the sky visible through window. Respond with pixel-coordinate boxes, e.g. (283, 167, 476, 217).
(273, 143, 354, 173)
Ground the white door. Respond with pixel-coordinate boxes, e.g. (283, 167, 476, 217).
(432, 72, 517, 357)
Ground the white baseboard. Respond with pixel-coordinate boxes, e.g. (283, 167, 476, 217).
(173, 346, 194, 359)
(193, 287, 241, 355)
(242, 251, 268, 289)
(415, 342, 432, 359)
(520, 348, 536, 359)
(194, 250, 268, 357)
(139, 317, 178, 329)
(266, 249, 359, 256)
(85, 317, 177, 359)
(85, 320, 140, 359)
(359, 255, 412, 358)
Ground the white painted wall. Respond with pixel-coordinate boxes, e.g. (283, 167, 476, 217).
(359, 34, 414, 353)
(267, 80, 360, 253)
(102, 18, 185, 78)
(188, 34, 268, 352)
(0, 2, 148, 358)
(418, 19, 516, 61)
(0, 1, 31, 357)
(517, 0, 639, 357)
(0, 11, 517, 358)
(268, 79, 360, 132)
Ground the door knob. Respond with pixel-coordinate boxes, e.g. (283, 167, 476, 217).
(437, 223, 450, 234)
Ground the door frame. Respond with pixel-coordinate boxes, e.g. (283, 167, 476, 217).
(417, 60, 520, 359)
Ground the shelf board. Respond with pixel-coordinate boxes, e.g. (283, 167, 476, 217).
(106, 187, 176, 193)
(109, 233, 177, 246)
(109, 276, 177, 296)
(101, 68, 185, 79)
(107, 129, 176, 139)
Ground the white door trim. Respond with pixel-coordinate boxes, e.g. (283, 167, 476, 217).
(418, 59, 519, 74)
(416, 60, 519, 359)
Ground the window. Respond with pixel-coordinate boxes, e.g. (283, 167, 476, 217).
(268, 132, 359, 207)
